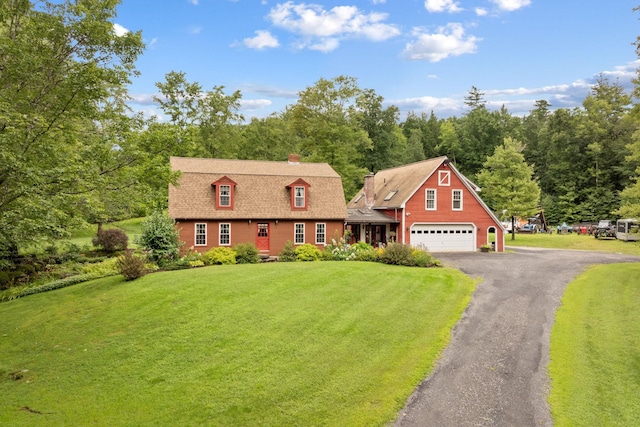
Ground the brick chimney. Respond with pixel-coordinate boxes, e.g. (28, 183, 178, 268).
(364, 172, 375, 209)
(288, 153, 300, 165)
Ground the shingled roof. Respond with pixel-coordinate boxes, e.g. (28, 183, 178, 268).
(348, 157, 448, 210)
(169, 157, 348, 220)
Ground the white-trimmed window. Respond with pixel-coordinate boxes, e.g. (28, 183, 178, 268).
(294, 186, 305, 208)
(195, 223, 207, 246)
(438, 170, 450, 186)
(219, 223, 230, 246)
(316, 223, 326, 244)
(452, 189, 463, 210)
(425, 189, 437, 210)
(219, 185, 231, 207)
(294, 223, 305, 244)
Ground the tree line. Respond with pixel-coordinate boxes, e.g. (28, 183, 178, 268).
(2, 0, 640, 255)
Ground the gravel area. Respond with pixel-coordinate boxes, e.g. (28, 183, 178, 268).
(393, 247, 640, 427)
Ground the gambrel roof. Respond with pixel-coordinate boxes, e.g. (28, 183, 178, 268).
(169, 157, 347, 220)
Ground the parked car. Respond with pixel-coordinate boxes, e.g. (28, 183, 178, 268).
(519, 224, 538, 234)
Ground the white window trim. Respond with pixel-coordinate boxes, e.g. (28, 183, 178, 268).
(438, 170, 450, 186)
(425, 189, 437, 211)
(294, 223, 305, 244)
(452, 189, 463, 211)
(294, 186, 306, 208)
(315, 223, 326, 245)
(195, 223, 207, 246)
(219, 185, 231, 207)
(219, 223, 231, 246)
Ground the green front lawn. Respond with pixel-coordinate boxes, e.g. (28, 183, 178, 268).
(549, 263, 640, 426)
(0, 262, 475, 426)
(505, 233, 640, 256)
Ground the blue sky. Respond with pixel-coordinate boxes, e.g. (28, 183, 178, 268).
(114, 0, 640, 121)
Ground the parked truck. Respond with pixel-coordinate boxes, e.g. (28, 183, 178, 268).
(593, 220, 617, 239)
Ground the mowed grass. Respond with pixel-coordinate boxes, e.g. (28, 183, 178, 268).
(506, 233, 640, 256)
(549, 263, 640, 426)
(0, 262, 475, 426)
(66, 217, 144, 248)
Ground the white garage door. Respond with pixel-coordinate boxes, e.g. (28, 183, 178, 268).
(410, 224, 475, 252)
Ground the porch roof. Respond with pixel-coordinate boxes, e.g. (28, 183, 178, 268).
(346, 208, 399, 224)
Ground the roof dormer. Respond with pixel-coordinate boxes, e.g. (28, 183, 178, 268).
(211, 176, 237, 210)
(287, 178, 310, 211)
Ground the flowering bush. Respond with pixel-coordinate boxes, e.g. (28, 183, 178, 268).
(325, 237, 356, 261)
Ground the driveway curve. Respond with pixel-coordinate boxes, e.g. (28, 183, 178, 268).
(394, 247, 640, 427)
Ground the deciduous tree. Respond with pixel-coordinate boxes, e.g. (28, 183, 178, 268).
(0, 0, 144, 251)
(476, 137, 541, 239)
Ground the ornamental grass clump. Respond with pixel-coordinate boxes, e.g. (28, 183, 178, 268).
(379, 243, 415, 266)
(116, 250, 147, 281)
(412, 248, 441, 267)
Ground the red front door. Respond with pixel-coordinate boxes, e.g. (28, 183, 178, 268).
(256, 223, 270, 251)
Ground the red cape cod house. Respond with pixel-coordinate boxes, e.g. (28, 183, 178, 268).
(346, 156, 505, 252)
(168, 155, 347, 256)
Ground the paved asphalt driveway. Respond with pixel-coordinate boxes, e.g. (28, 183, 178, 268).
(394, 247, 640, 427)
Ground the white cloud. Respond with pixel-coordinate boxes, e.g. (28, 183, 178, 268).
(188, 0, 198, 5)
(403, 23, 480, 62)
(240, 99, 273, 111)
(390, 95, 462, 114)
(424, 0, 462, 13)
(475, 8, 488, 16)
(490, 0, 531, 12)
(372, 0, 387, 4)
(268, 2, 400, 52)
(599, 60, 640, 82)
(147, 37, 158, 49)
(189, 25, 203, 34)
(113, 23, 129, 37)
(244, 30, 280, 49)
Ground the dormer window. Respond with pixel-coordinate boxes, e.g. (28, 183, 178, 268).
(219, 185, 231, 207)
(294, 186, 305, 208)
(287, 178, 310, 211)
(212, 176, 237, 210)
